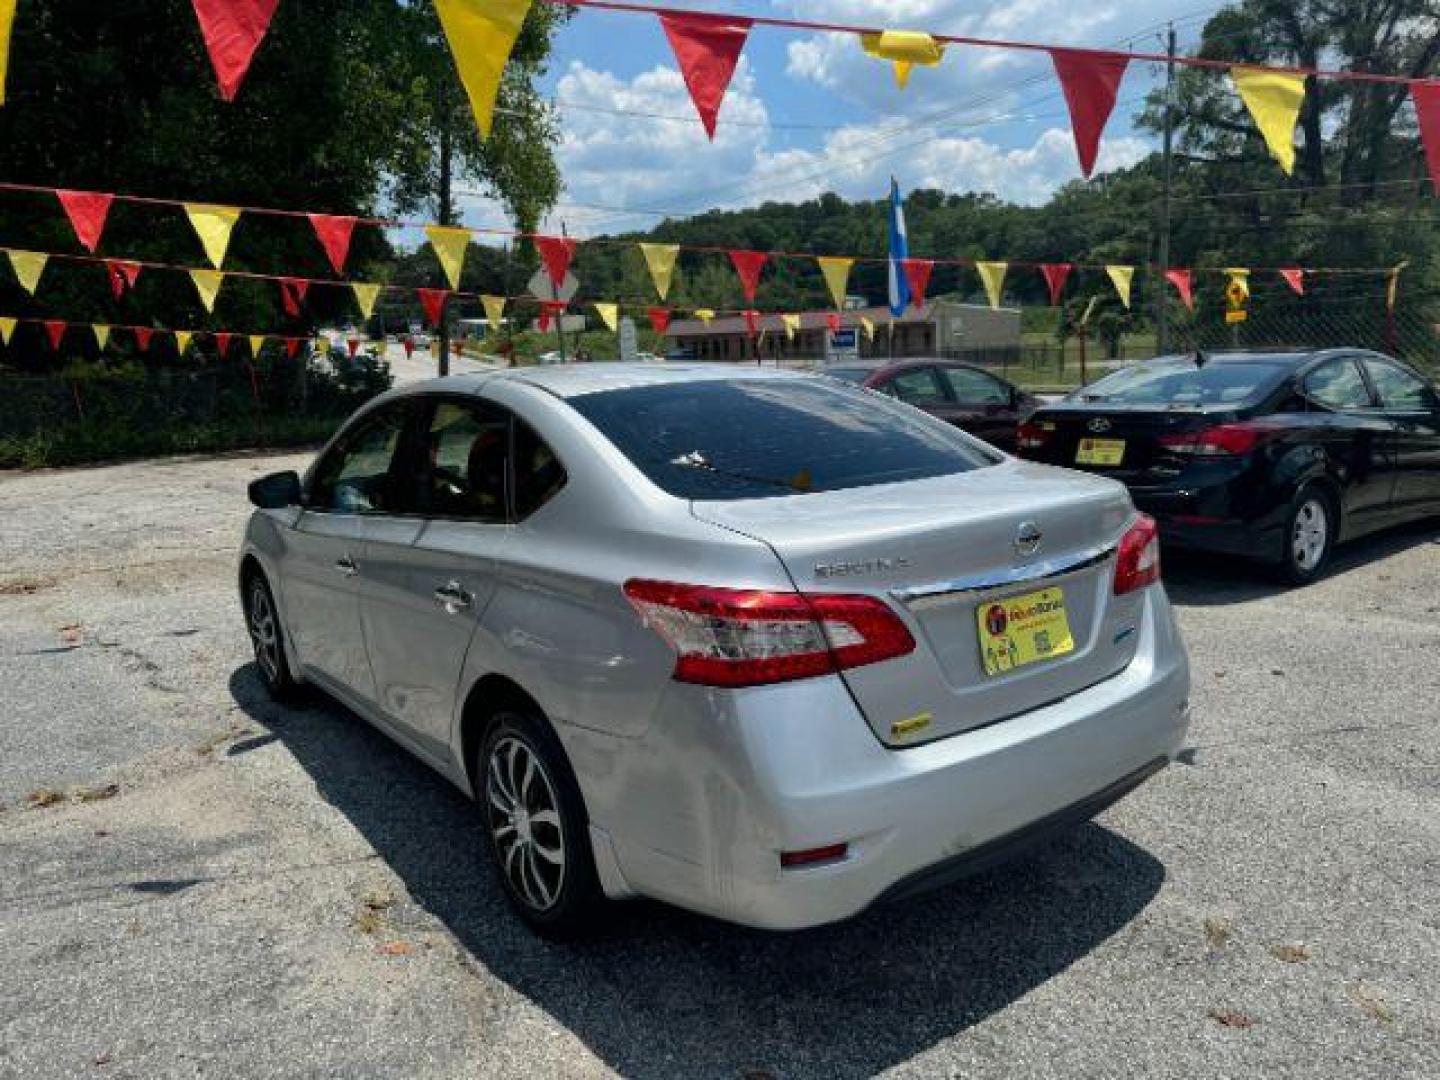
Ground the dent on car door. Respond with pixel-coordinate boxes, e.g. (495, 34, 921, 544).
(1299, 357, 1393, 525)
(1360, 356, 1440, 514)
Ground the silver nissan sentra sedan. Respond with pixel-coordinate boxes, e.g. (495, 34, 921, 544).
(239, 364, 1190, 934)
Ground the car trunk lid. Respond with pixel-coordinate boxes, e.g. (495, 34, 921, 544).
(1024, 405, 1241, 480)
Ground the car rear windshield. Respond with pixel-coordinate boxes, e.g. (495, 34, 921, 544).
(569, 378, 996, 500)
(1076, 360, 1289, 406)
(822, 367, 875, 383)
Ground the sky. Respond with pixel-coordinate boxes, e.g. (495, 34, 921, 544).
(449, 0, 1231, 239)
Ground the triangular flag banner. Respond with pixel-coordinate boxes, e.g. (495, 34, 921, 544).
(106, 260, 142, 299)
(639, 243, 680, 300)
(976, 261, 1008, 310)
(190, 0, 280, 101)
(346, 337, 360, 358)
(351, 283, 382, 320)
(481, 294, 506, 331)
(1040, 263, 1073, 307)
(402, 336, 415, 358)
(176, 330, 193, 355)
(57, 190, 114, 254)
(279, 277, 310, 317)
(249, 334, 266, 356)
(781, 313, 800, 341)
(534, 235, 577, 291)
(284, 337, 301, 359)
(1050, 50, 1130, 178)
(308, 213, 357, 274)
(647, 307, 672, 335)
(7, 250, 47, 295)
(1105, 265, 1135, 309)
(659, 11, 753, 140)
(1231, 66, 1306, 175)
(817, 256, 854, 310)
(133, 327, 154, 352)
(729, 250, 768, 302)
(860, 315, 875, 343)
(0, 0, 16, 106)
(826, 312, 841, 333)
(593, 302, 619, 332)
(215, 332, 234, 357)
(0, 317, 15, 345)
(426, 225, 471, 290)
(694, 308, 715, 325)
(418, 288, 450, 327)
(434, 0, 534, 140)
(861, 32, 944, 91)
(44, 320, 65, 351)
(92, 324, 111, 351)
(742, 309, 761, 337)
(1387, 262, 1408, 313)
(1165, 269, 1194, 311)
(901, 258, 933, 309)
(1413, 82, 1440, 195)
(1279, 267, 1305, 295)
(185, 203, 242, 268)
(189, 268, 224, 313)
(537, 300, 566, 333)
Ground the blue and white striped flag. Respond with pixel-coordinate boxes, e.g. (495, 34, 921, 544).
(887, 177, 910, 317)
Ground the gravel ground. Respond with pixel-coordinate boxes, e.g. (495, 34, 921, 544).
(1, 451, 1437, 1079)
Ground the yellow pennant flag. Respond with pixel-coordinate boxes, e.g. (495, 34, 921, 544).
(249, 335, 267, 356)
(639, 243, 679, 300)
(0, 316, 15, 345)
(92, 324, 111, 350)
(316, 336, 331, 355)
(185, 204, 242, 268)
(189, 269, 224, 313)
(1231, 67, 1306, 175)
(7, 249, 47, 295)
(1105, 265, 1135, 309)
(351, 283, 382, 320)
(434, 0, 534, 139)
(816, 256, 854, 310)
(175, 330, 193, 356)
(694, 308, 715, 325)
(426, 225, 471, 290)
(976, 262, 1008, 311)
(861, 31, 945, 89)
(481, 294, 506, 332)
(0, 0, 17, 107)
(1387, 261, 1409, 313)
(860, 315, 875, 343)
(593, 302, 619, 332)
(781, 313, 801, 342)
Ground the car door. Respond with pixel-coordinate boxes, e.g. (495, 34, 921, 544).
(939, 365, 1022, 449)
(1359, 355, 1440, 515)
(358, 395, 514, 758)
(873, 366, 957, 422)
(1298, 357, 1395, 528)
(285, 401, 413, 704)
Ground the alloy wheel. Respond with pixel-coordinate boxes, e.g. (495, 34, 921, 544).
(485, 736, 567, 912)
(248, 582, 281, 684)
(1291, 498, 1329, 572)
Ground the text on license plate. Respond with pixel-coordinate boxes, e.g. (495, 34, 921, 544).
(1076, 437, 1126, 466)
(976, 586, 1076, 676)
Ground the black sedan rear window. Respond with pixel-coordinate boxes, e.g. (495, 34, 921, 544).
(570, 378, 996, 500)
(1078, 361, 1289, 406)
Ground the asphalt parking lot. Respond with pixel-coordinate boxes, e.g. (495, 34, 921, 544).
(1, 450, 1438, 1079)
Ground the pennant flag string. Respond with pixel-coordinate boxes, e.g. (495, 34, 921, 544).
(660, 11, 753, 139)
(190, 0, 281, 102)
(1164, 268, 1194, 311)
(185, 203, 242, 268)
(1106, 264, 1135, 308)
(975, 261, 1007, 310)
(1040, 263, 1073, 307)
(639, 243, 680, 299)
(426, 225, 472, 290)
(1230, 67, 1307, 175)
(1050, 49, 1129, 179)
(0, 0, 16, 107)
(816, 256, 854, 310)
(1412, 81, 1440, 196)
(435, 0, 534, 140)
(56, 190, 114, 254)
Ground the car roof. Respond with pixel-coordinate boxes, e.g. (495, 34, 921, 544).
(400, 362, 813, 401)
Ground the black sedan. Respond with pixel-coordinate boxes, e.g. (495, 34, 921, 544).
(1015, 350, 1440, 583)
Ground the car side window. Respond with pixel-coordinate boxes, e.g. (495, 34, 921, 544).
(307, 404, 410, 514)
(1303, 359, 1372, 411)
(414, 399, 510, 523)
(1361, 358, 1434, 411)
(942, 366, 1011, 404)
(512, 419, 568, 520)
(885, 367, 949, 406)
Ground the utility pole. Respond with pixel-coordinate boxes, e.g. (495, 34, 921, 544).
(555, 221, 569, 362)
(1156, 23, 1177, 357)
(436, 78, 455, 378)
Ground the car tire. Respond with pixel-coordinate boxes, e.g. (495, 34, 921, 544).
(244, 572, 301, 701)
(478, 710, 604, 937)
(1276, 485, 1336, 586)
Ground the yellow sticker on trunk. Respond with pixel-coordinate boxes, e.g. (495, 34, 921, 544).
(977, 587, 1075, 676)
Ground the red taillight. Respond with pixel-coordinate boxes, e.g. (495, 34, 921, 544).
(1114, 514, 1161, 595)
(1158, 422, 1269, 456)
(1016, 420, 1054, 452)
(622, 580, 916, 688)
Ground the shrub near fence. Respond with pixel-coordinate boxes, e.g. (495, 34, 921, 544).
(0, 352, 392, 469)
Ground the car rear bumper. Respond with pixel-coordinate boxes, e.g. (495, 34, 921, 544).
(594, 585, 1191, 930)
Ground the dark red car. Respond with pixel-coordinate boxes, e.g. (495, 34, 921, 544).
(825, 359, 1042, 452)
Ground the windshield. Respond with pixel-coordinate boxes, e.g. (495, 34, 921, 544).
(1076, 360, 1289, 406)
(570, 378, 996, 501)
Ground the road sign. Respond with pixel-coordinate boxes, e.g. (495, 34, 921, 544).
(527, 270, 580, 303)
(1225, 309, 1248, 324)
(619, 318, 638, 363)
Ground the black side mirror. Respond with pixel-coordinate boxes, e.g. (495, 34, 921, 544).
(249, 470, 302, 510)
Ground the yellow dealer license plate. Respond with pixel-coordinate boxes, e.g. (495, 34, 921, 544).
(1076, 437, 1126, 466)
(977, 587, 1076, 676)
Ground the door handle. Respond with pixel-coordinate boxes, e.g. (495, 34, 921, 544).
(434, 581, 472, 613)
(335, 554, 358, 577)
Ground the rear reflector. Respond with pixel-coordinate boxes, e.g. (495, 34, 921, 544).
(623, 580, 916, 688)
(1158, 422, 1271, 456)
(1114, 514, 1161, 595)
(780, 843, 848, 868)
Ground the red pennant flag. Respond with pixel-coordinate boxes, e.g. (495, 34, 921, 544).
(346, 337, 360, 358)
(901, 259, 934, 308)
(132, 327, 154, 352)
(278, 277, 310, 317)
(1050, 49, 1130, 178)
(402, 336, 415, 358)
(729, 250, 768, 302)
(1413, 82, 1440, 195)
(1164, 269, 1194, 312)
(1040, 263, 1073, 307)
(190, 0, 280, 102)
(825, 312, 841, 333)
(647, 307, 671, 335)
(742, 309, 761, 337)
(284, 337, 301, 359)
(44, 320, 67, 350)
(418, 288, 450, 327)
(215, 332, 233, 357)
(308, 213, 358, 275)
(106, 260, 142, 299)
(56, 190, 114, 254)
(1279, 268, 1306, 296)
(533, 235, 577, 291)
(659, 12, 753, 140)
(537, 300, 567, 333)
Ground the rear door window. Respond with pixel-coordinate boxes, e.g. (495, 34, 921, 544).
(1304, 359, 1373, 411)
(1361, 358, 1434, 410)
(942, 366, 1011, 404)
(881, 367, 949, 406)
(413, 399, 510, 522)
(569, 377, 995, 501)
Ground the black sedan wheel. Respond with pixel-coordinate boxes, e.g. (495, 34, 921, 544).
(1278, 486, 1335, 585)
(245, 573, 300, 700)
